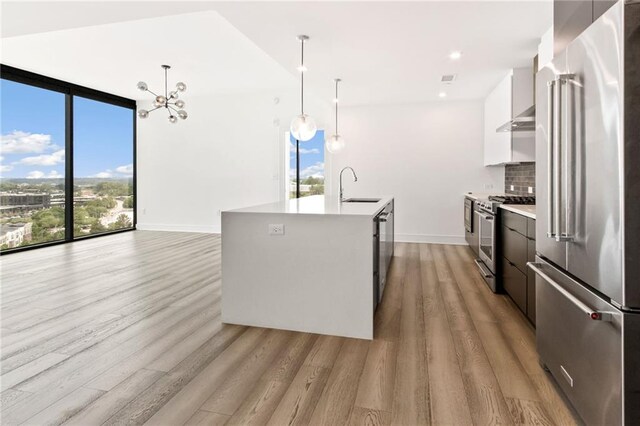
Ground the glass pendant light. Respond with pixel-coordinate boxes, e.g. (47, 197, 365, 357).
(326, 79, 345, 153)
(136, 65, 188, 123)
(290, 35, 317, 142)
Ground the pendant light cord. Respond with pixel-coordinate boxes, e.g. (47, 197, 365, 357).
(300, 38, 305, 116)
(164, 67, 168, 102)
(335, 80, 339, 134)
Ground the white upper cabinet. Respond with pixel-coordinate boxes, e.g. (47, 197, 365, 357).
(538, 27, 554, 71)
(483, 69, 535, 166)
(484, 72, 513, 166)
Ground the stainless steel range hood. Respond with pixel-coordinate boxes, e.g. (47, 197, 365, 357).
(497, 105, 535, 132)
(496, 58, 537, 133)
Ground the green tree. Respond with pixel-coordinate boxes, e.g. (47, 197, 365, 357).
(95, 182, 130, 197)
(91, 221, 108, 233)
(109, 214, 132, 230)
(123, 196, 134, 209)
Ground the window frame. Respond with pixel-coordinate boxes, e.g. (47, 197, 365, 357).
(0, 64, 137, 255)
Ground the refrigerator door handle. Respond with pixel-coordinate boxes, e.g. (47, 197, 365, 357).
(546, 80, 556, 239)
(558, 74, 576, 242)
(528, 262, 613, 321)
(554, 77, 563, 241)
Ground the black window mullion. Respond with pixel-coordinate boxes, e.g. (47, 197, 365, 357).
(65, 94, 74, 242)
(132, 108, 137, 227)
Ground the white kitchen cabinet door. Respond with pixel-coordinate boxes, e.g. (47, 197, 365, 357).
(538, 26, 554, 71)
(484, 72, 513, 166)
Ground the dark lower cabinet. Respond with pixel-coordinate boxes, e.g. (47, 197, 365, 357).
(503, 257, 527, 313)
(501, 209, 536, 326)
(526, 238, 536, 324)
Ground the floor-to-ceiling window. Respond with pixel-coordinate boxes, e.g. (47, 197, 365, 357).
(289, 130, 325, 199)
(0, 80, 66, 250)
(0, 65, 136, 254)
(73, 97, 134, 236)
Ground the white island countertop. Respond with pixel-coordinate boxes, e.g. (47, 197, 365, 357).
(226, 194, 394, 217)
(500, 204, 536, 219)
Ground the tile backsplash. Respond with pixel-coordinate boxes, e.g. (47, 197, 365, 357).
(505, 162, 535, 196)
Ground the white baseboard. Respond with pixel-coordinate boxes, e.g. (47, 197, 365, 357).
(136, 223, 219, 234)
(394, 234, 466, 245)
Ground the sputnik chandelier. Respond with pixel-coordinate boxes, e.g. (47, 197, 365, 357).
(137, 65, 187, 124)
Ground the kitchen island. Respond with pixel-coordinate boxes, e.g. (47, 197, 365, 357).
(221, 195, 394, 340)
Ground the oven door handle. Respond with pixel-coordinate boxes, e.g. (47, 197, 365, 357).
(477, 212, 494, 221)
(475, 259, 493, 278)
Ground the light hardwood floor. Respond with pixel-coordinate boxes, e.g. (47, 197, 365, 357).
(0, 231, 578, 425)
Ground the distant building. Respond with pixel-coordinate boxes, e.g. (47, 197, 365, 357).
(0, 223, 33, 248)
(50, 193, 65, 207)
(0, 193, 51, 215)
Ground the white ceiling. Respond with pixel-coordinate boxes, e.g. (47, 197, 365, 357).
(0, 10, 297, 101)
(0, 1, 552, 106)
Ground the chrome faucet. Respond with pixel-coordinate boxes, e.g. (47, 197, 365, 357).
(339, 166, 358, 202)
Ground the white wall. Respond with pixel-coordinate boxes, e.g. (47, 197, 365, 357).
(329, 100, 504, 244)
(137, 90, 331, 233)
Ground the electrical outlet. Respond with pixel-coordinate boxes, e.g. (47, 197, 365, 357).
(484, 183, 494, 190)
(510, 185, 515, 191)
(528, 186, 533, 194)
(142, 208, 146, 215)
(268, 224, 285, 236)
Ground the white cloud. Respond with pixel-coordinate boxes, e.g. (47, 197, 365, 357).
(26, 171, 44, 179)
(1, 131, 56, 154)
(17, 149, 65, 166)
(0, 165, 13, 173)
(299, 162, 325, 179)
(93, 172, 113, 178)
(115, 164, 133, 175)
(26, 170, 63, 179)
(289, 143, 320, 155)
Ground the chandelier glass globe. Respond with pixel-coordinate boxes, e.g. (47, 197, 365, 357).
(136, 65, 188, 124)
(290, 114, 317, 142)
(325, 134, 345, 153)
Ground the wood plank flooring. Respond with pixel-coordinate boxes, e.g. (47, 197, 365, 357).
(0, 231, 578, 425)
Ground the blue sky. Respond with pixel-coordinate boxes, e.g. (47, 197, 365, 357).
(0, 79, 133, 180)
(290, 130, 325, 180)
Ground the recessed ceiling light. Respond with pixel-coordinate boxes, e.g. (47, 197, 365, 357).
(439, 91, 447, 98)
(449, 51, 462, 60)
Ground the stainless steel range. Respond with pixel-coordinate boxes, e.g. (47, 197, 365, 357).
(474, 195, 535, 292)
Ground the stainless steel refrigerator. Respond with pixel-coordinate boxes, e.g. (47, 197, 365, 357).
(531, 1, 640, 424)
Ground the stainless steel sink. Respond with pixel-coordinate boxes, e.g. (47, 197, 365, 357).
(342, 198, 381, 203)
